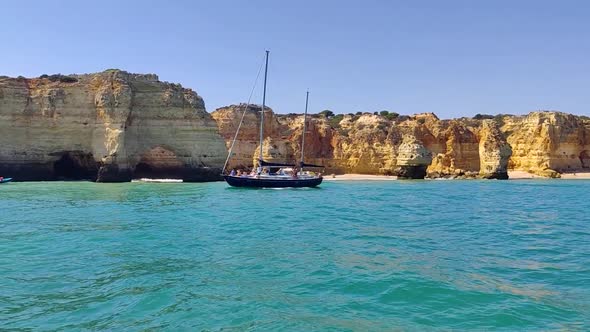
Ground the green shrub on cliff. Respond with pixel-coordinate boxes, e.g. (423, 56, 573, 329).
(473, 114, 495, 120)
(43, 74, 78, 83)
(380, 110, 399, 120)
(319, 110, 335, 118)
(328, 114, 344, 128)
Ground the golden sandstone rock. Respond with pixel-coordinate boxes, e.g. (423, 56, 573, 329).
(2, 72, 589, 181)
(501, 112, 590, 177)
(212, 107, 589, 179)
(0, 71, 226, 181)
(479, 120, 512, 179)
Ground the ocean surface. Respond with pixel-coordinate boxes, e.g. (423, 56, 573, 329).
(1, 180, 589, 331)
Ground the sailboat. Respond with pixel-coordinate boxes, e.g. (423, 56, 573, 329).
(223, 51, 324, 188)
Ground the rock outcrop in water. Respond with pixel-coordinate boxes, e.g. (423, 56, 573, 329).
(0, 71, 227, 182)
(212, 106, 589, 179)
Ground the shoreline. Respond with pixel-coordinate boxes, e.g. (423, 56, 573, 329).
(508, 171, 590, 179)
(324, 172, 590, 181)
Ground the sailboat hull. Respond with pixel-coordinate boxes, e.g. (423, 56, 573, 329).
(224, 175, 322, 188)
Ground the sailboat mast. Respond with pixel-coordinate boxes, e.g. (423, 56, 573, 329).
(300, 91, 309, 171)
(259, 50, 269, 165)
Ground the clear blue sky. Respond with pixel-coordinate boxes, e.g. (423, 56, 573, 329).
(2, 0, 589, 118)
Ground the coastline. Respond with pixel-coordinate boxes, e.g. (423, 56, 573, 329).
(324, 172, 590, 181)
(508, 171, 590, 179)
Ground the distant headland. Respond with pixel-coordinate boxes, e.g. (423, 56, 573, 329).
(1, 70, 589, 182)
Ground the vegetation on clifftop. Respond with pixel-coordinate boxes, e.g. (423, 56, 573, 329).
(39, 74, 78, 83)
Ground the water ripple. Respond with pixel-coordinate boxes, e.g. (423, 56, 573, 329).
(1, 180, 589, 330)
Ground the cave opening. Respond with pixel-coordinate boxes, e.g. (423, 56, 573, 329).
(580, 150, 590, 168)
(53, 152, 97, 180)
(133, 162, 153, 178)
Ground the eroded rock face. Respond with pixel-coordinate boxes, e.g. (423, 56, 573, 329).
(395, 138, 433, 179)
(479, 120, 512, 179)
(212, 104, 335, 170)
(2, 71, 588, 181)
(212, 109, 508, 179)
(212, 106, 590, 179)
(501, 112, 590, 177)
(0, 71, 227, 181)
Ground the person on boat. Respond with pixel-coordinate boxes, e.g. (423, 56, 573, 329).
(292, 168, 298, 179)
(230, 169, 236, 176)
(0, 177, 3, 181)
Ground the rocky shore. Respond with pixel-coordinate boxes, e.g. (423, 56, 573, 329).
(1, 70, 589, 182)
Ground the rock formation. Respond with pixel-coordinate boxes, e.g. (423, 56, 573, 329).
(2, 71, 588, 181)
(395, 137, 433, 179)
(0, 71, 227, 182)
(212, 106, 589, 179)
(501, 112, 590, 178)
(479, 120, 512, 179)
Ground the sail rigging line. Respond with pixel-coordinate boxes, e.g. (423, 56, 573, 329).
(221, 54, 266, 175)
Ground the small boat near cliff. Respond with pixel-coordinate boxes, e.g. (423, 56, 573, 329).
(0, 177, 13, 184)
(222, 51, 324, 188)
(131, 178, 183, 183)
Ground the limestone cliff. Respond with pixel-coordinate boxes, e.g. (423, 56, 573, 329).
(0, 71, 227, 181)
(501, 112, 590, 177)
(2, 70, 588, 181)
(212, 106, 588, 179)
(479, 120, 512, 179)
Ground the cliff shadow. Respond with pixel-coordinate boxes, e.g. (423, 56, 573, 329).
(131, 146, 222, 182)
(52, 151, 98, 181)
(580, 150, 590, 168)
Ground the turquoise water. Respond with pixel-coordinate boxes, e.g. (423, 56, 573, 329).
(1, 180, 589, 331)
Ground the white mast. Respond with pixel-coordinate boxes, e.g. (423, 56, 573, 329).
(300, 91, 309, 172)
(259, 50, 269, 169)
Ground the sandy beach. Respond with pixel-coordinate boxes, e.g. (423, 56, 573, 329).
(507, 171, 545, 179)
(559, 172, 590, 179)
(509, 171, 590, 179)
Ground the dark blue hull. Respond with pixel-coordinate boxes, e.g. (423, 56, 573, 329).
(224, 175, 322, 188)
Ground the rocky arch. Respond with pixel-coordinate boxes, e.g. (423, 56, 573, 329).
(52, 151, 98, 180)
(580, 150, 590, 168)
